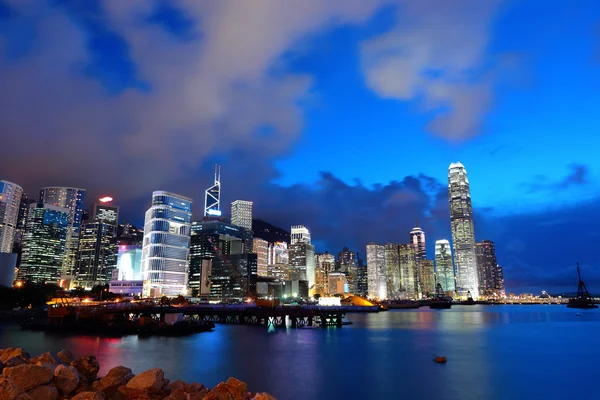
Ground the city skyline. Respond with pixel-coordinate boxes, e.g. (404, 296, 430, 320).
(1, 1, 599, 294)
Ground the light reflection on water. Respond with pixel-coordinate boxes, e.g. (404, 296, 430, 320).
(0, 305, 598, 400)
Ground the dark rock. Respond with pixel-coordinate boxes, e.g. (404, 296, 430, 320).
(3, 357, 26, 368)
(57, 350, 74, 364)
(126, 368, 164, 394)
(71, 392, 105, 400)
(189, 383, 206, 393)
(115, 386, 153, 400)
(30, 352, 57, 365)
(54, 364, 80, 396)
(203, 382, 233, 400)
(71, 357, 100, 384)
(225, 377, 247, 399)
(167, 380, 189, 393)
(0, 349, 29, 364)
(2, 365, 54, 392)
(0, 376, 26, 400)
(27, 385, 58, 400)
(105, 366, 133, 381)
(251, 393, 276, 400)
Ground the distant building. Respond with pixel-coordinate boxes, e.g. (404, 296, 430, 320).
(13, 193, 36, 255)
(253, 237, 269, 277)
(314, 266, 327, 297)
(496, 265, 506, 297)
(0, 180, 23, 253)
(231, 200, 253, 231)
(0, 253, 17, 287)
(448, 163, 479, 298)
(409, 221, 426, 261)
(475, 240, 498, 295)
(366, 243, 386, 299)
(435, 239, 455, 294)
(289, 225, 315, 290)
(268, 242, 288, 265)
(19, 204, 69, 284)
(115, 245, 142, 280)
(316, 252, 335, 274)
(75, 198, 119, 288)
(384, 244, 401, 299)
(418, 260, 435, 297)
(189, 219, 255, 301)
(337, 247, 356, 273)
(356, 256, 368, 297)
(141, 191, 192, 297)
(398, 244, 419, 299)
(328, 271, 347, 295)
(109, 280, 143, 298)
(290, 225, 311, 245)
(116, 222, 144, 246)
(39, 187, 85, 277)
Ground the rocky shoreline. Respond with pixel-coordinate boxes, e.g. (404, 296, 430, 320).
(0, 348, 275, 400)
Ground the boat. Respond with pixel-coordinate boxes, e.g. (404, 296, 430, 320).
(460, 291, 476, 305)
(383, 300, 421, 309)
(429, 283, 452, 309)
(567, 263, 598, 309)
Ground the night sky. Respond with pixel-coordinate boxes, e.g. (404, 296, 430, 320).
(1, 0, 599, 294)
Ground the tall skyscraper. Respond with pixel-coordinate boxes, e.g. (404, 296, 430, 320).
(204, 165, 221, 217)
(356, 255, 368, 298)
(366, 243, 386, 299)
(267, 242, 288, 265)
(19, 204, 69, 284)
(141, 191, 192, 297)
(290, 225, 311, 245)
(40, 187, 85, 277)
(231, 200, 253, 230)
(75, 197, 119, 288)
(336, 247, 356, 272)
(448, 162, 479, 298)
(253, 237, 269, 276)
(475, 240, 497, 294)
(418, 260, 435, 297)
(384, 244, 401, 299)
(409, 221, 426, 261)
(435, 239, 455, 294)
(0, 181, 23, 253)
(315, 252, 336, 273)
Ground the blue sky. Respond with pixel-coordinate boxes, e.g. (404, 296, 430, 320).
(1, 0, 599, 293)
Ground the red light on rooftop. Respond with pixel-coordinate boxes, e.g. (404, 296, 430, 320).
(99, 196, 113, 203)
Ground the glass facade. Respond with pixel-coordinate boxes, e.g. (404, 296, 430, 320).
(448, 163, 479, 298)
(0, 180, 23, 253)
(141, 191, 192, 297)
(40, 187, 85, 277)
(231, 200, 253, 230)
(366, 243, 386, 299)
(19, 204, 69, 284)
(75, 222, 117, 288)
(435, 239, 455, 294)
(252, 237, 269, 277)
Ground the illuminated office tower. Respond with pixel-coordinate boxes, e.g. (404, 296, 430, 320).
(419, 259, 435, 297)
(116, 245, 142, 281)
(289, 225, 315, 290)
(204, 165, 221, 217)
(435, 239, 455, 294)
(496, 265, 506, 297)
(231, 200, 253, 231)
(19, 204, 69, 284)
(0, 181, 23, 253)
(291, 225, 311, 245)
(475, 240, 504, 297)
(316, 252, 335, 274)
(384, 244, 401, 299)
(75, 197, 119, 288)
(253, 237, 269, 276)
(141, 191, 192, 297)
(398, 244, 419, 299)
(39, 187, 85, 277)
(409, 221, 426, 261)
(366, 243, 386, 299)
(448, 162, 479, 298)
(314, 266, 327, 296)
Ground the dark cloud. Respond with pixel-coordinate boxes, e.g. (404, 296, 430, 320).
(523, 164, 590, 193)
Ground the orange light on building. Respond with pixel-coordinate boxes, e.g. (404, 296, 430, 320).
(99, 196, 113, 203)
(15, 281, 23, 288)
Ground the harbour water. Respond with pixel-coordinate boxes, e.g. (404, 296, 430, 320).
(1, 305, 597, 399)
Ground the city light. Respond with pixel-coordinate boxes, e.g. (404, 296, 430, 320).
(99, 196, 113, 203)
(15, 281, 22, 288)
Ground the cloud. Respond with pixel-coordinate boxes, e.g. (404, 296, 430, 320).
(524, 164, 590, 193)
(360, 0, 506, 140)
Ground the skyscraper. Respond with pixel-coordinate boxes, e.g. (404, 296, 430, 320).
(267, 242, 288, 265)
(290, 225, 311, 245)
(366, 243, 386, 299)
(418, 260, 435, 297)
(141, 191, 192, 297)
(39, 187, 85, 277)
(0, 180, 23, 253)
(448, 162, 479, 298)
(435, 239, 455, 294)
(398, 244, 419, 299)
(231, 200, 253, 230)
(289, 225, 315, 292)
(409, 221, 426, 261)
(75, 197, 119, 288)
(475, 240, 497, 295)
(253, 237, 269, 277)
(384, 244, 401, 299)
(204, 165, 221, 217)
(19, 204, 69, 284)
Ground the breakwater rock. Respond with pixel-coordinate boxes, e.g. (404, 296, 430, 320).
(0, 348, 275, 400)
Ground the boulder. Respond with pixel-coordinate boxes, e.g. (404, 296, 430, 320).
(251, 393, 276, 400)
(27, 385, 58, 400)
(115, 385, 153, 400)
(189, 383, 206, 393)
(2, 365, 54, 392)
(225, 378, 247, 399)
(0, 349, 29, 364)
(29, 352, 57, 365)
(57, 350, 74, 364)
(203, 382, 233, 400)
(126, 368, 164, 394)
(105, 366, 133, 381)
(71, 356, 100, 384)
(3, 357, 26, 368)
(0, 376, 26, 400)
(71, 392, 105, 400)
(187, 393, 208, 400)
(167, 380, 189, 393)
(54, 364, 80, 396)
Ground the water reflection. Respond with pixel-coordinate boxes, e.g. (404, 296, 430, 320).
(1, 306, 598, 400)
